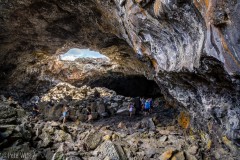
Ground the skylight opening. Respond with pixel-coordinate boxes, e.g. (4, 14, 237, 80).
(60, 48, 108, 61)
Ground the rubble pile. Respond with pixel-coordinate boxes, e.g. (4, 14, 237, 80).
(0, 90, 239, 160)
(0, 97, 201, 160)
(39, 82, 133, 121)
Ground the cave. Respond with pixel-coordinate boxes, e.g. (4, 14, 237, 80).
(87, 74, 163, 98)
(0, 0, 240, 159)
(59, 48, 162, 97)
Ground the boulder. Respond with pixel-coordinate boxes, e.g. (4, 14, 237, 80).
(95, 140, 127, 160)
(89, 102, 97, 112)
(15, 124, 32, 141)
(0, 95, 7, 101)
(222, 136, 238, 154)
(159, 149, 174, 160)
(185, 153, 197, 160)
(42, 124, 55, 134)
(122, 102, 130, 107)
(107, 106, 116, 116)
(52, 151, 65, 160)
(0, 124, 16, 133)
(43, 148, 54, 160)
(171, 151, 185, 160)
(159, 135, 168, 142)
(39, 132, 52, 148)
(100, 128, 113, 136)
(8, 132, 23, 143)
(97, 103, 106, 115)
(112, 134, 119, 141)
(91, 112, 99, 120)
(168, 135, 178, 143)
(140, 118, 156, 131)
(113, 96, 124, 102)
(114, 142, 128, 160)
(157, 128, 171, 135)
(54, 130, 72, 142)
(0, 106, 18, 124)
(50, 121, 60, 127)
(78, 114, 88, 122)
(111, 103, 118, 109)
(116, 107, 129, 115)
(145, 148, 157, 158)
(15, 108, 26, 118)
(148, 118, 156, 131)
(99, 112, 109, 118)
(0, 117, 17, 125)
(84, 131, 103, 150)
(1, 128, 14, 139)
(187, 146, 198, 155)
(103, 135, 111, 141)
(118, 122, 127, 129)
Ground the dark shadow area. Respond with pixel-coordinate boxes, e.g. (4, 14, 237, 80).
(86, 74, 163, 98)
(91, 106, 179, 129)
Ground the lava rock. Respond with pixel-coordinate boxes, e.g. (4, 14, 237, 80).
(84, 131, 103, 150)
(94, 140, 126, 160)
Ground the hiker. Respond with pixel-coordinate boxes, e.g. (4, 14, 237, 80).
(128, 102, 134, 117)
(32, 104, 40, 119)
(154, 98, 160, 108)
(134, 97, 141, 115)
(140, 97, 146, 111)
(47, 101, 54, 109)
(7, 96, 18, 107)
(149, 98, 153, 113)
(87, 107, 93, 122)
(62, 105, 69, 124)
(8, 96, 13, 102)
(144, 99, 150, 116)
(31, 96, 40, 104)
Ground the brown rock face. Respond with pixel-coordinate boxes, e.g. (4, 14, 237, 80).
(0, 0, 240, 150)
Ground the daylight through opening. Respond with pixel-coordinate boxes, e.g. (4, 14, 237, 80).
(59, 48, 109, 61)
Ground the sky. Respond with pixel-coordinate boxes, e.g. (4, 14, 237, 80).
(60, 48, 108, 61)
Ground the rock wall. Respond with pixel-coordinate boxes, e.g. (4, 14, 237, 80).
(94, 0, 240, 147)
(0, 0, 239, 150)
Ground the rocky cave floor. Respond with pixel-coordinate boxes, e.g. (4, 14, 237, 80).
(0, 83, 238, 160)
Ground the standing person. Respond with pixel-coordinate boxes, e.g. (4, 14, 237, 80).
(128, 102, 134, 117)
(149, 98, 153, 113)
(8, 96, 13, 102)
(87, 107, 93, 122)
(31, 96, 40, 104)
(32, 104, 40, 120)
(134, 97, 141, 115)
(154, 98, 160, 108)
(7, 96, 18, 106)
(62, 105, 69, 124)
(140, 97, 146, 111)
(144, 99, 150, 116)
(47, 101, 54, 109)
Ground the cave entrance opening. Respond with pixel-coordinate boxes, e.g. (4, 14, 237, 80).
(59, 48, 163, 98)
(59, 48, 109, 61)
(85, 74, 163, 98)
